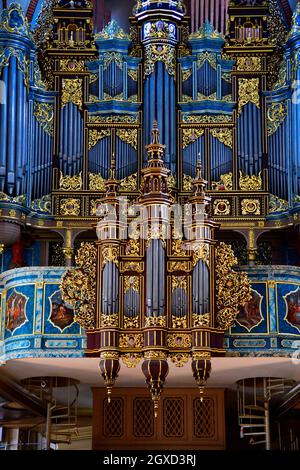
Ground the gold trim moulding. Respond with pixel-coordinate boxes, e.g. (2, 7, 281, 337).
(180, 122, 235, 128)
(86, 122, 140, 128)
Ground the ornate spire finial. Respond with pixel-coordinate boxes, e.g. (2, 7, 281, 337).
(152, 120, 160, 145)
(110, 152, 116, 181)
(193, 153, 207, 197)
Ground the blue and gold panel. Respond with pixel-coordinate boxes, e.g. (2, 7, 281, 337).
(4, 285, 35, 339)
(43, 284, 80, 335)
(277, 283, 300, 334)
(230, 283, 268, 334)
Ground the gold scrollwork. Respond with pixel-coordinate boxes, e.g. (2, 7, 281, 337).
(34, 102, 54, 136)
(128, 69, 138, 81)
(116, 129, 138, 150)
(124, 276, 139, 293)
(212, 172, 233, 191)
(61, 79, 83, 110)
(239, 172, 262, 191)
(183, 174, 193, 191)
(167, 334, 192, 349)
(182, 114, 232, 124)
(172, 239, 186, 257)
(60, 198, 81, 216)
(143, 351, 168, 360)
(59, 172, 82, 191)
(144, 44, 176, 77)
(170, 353, 189, 367)
(236, 57, 262, 71)
(267, 102, 287, 136)
(172, 316, 187, 329)
(213, 199, 230, 216)
(172, 276, 187, 292)
(102, 246, 119, 266)
(100, 313, 119, 328)
(215, 243, 251, 330)
(121, 262, 144, 273)
(60, 59, 85, 72)
(238, 78, 260, 114)
(124, 316, 139, 329)
(182, 68, 192, 81)
(241, 199, 261, 215)
(182, 128, 204, 149)
(269, 194, 289, 213)
(120, 173, 137, 191)
(168, 261, 191, 273)
(210, 128, 233, 148)
(88, 129, 111, 150)
(192, 313, 210, 327)
(89, 173, 106, 191)
(192, 242, 210, 267)
(119, 334, 143, 349)
(122, 353, 142, 368)
(125, 239, 140, 256)
(144, 316, 166, 327)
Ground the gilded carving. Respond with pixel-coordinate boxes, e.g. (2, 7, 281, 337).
(125, 239, 140, 256)
(100, 313, 119, 327)
(269, 194, 289, 213)
(59, 172, 82, 191)
(119, 334, 143, 349)
(61, 79, 83, 110)
(120, 173, 137, 191)
(192, 242, 209, 267)
(183, 174, 193, 191)
(124, 276, 139, 293)
(170, 353, 189, 367)
(88, 129, 111, 150)
(60, 198, 81, 216)
(239, 172, 262, 191)
(182, 128, 204, 149)
(144, 316, 166, 327)
(124, 316, 139, 329)
(172, 316, 187, 329)
(122, 353, 142, 368)
(116, 129, 138, 150)
(210, 128, 233, 148)
(267, 102, 287, 136)
(172, 276, 187, 292)
(102, 246, 119, 266)
(167, 334, 192, 349)
(34, 102, 54, 136)
(236, 57, 262, 71)
(144, 44, 176, 77)
(213, 199, 230, 216)
(241, 199, 261, 216)
(182, 115, 232, 124)
(172, 239, 186, 257)
(215, 243, 251, 330)
(89, 173, 106, 191)
(192, 313, 210, 327)
(60, 59, 85, 72)
(212, 173, 233, 191)
(238, 78, 260, 114)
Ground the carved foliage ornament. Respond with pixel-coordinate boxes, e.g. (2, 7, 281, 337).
(182, 128, 204, 149)
(238, 78, 260, 114)
(61, 79, 83, 110)
(88, 129, 110, 150)
(61, 243, 97, 329)
(116, 129, 138, 150)
(215, 243, 251, 330)
(34, 102, 54, 136)
(210, 128, 232, 148)
(267, 102, 287, 136)
(144, 44, 176, 77)
(60, 172, 82, 191)
(239, 171, 262, 191)
(60, 198, 81, 216)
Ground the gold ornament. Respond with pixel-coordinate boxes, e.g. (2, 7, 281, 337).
(236, 57, 262, 71)
(124, 316, 139, 329)
(167, 334, 192, 349)
(183, 174, 193, 191)
(215, 243, 251, 330)
(192, 242, 210, 267)
(100, 313, 119, 328)
(144, 44, 176, 77)
(88, 129, 110, 150)
(59, 172, 82, 191)
(120, 173, 137, 191)
(269, 194, 289, 213)
(182, 114, 232, 124)
(61, 79, 83, 110)
(143, 351, 168, 360)
(172, 239, 186, 257)
(241, 199, 261, 215)
(192, 313, 210, 327)
(182, 128, 204, 149)
(122, 353, 142, 368)
(60, 198, 81, 216)
(34, 102, 54, 136)
(170, 353, 189, 367)
(125, 239, 140, 256)
(172, 316, 187, 329)
(144, 316, 166, 327)
(210, 128, 232, 148)
(124, 276, 139, 293)
(267, 102, 287, 136)
(213, 199, 231, 216)
(102, 246, 119, 266)
(238, 78, 260, 114)
(172, 276, 188, 292)
(116, 129, 138, 150)
(239, 171, 262, 191)
(119, 334, 143, 349)
(89, 173, 106, 191)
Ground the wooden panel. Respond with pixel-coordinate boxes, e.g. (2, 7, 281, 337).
(92, 388, 226, 450)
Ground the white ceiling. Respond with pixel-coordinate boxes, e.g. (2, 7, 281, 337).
(2, 356, 300, 389)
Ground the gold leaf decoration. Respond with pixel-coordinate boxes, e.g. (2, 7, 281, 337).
(239, 171, 262, 191)
(144, 316, 166, 327)
(60, 198, 81, 216)
(192, 313, 210, 327)
(210, 128, 233, 148)
(89, 173, 106, 191)
(182, 128, 204, 149)
(238, 78, 260, 114)
(59, 172, 82, 191)
(34, 102, 54, 136)
(183, 174, 193, 191)
(172, 316, 187, 329)
(116, 129, 138, 150)
(102, 246, 119, 266)
(267, 102, 287, 136)
(144, 44, 176, 77)
(122, 353, 142, 368)
(88, 129, 110, 150)
(167, 334, 192, 349)
(170, 353, 189, 367)
(215, 243, 251, 330)
(119, 334, 143, 349)
(212, 173, 233, 191)
(61, 78, 83, 110)
(61, 242, 97, 329)
(124, 276, 139, 293)
(241, 199, 261, 215)
(119, 172, 137, 191)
